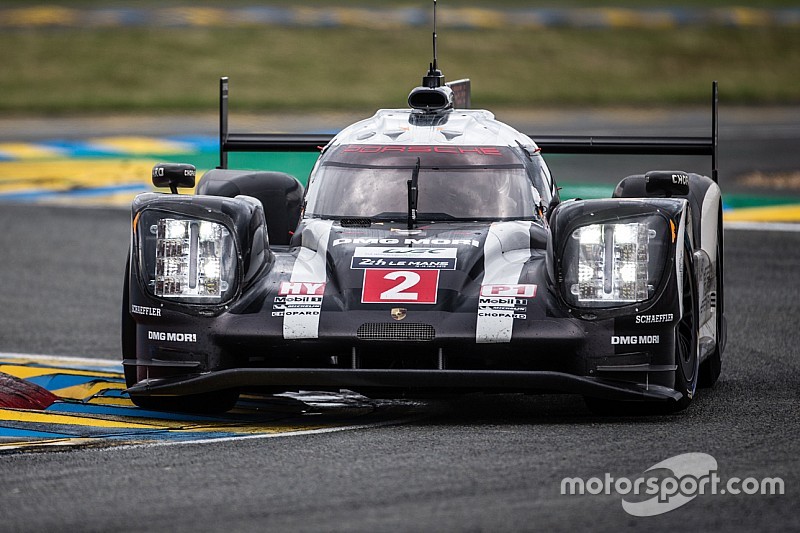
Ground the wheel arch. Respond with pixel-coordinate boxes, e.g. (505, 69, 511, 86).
(614, 171, 725, 368)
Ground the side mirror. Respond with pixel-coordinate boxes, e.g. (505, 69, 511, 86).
(152, 163, 196, 194)
(645, 170, 691, 197)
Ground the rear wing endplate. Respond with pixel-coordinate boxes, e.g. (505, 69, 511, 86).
(219, 77, 719, 183)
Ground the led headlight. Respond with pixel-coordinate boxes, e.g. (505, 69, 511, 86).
(137, 211, 238, 304)
(561, 216, 669, 308)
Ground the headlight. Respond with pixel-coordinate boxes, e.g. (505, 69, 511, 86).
(137, 210, 238, 304)
(561, 216, 670, 308)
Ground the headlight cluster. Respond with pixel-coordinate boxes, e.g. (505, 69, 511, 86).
(561, 216, 670, 308)
(137, 211, 238, 305)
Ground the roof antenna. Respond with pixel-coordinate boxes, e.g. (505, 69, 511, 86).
(423, 0, 444, 88)
(408, 0, 453, 111)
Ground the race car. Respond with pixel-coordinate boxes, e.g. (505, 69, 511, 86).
(122, 46, 725, 415)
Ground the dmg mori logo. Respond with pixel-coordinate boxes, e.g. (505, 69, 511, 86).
(612, 335, 660, 345)
(148, 331, 196, 343)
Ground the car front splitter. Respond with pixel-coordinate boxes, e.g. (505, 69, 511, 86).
(126, 368, 682, 402)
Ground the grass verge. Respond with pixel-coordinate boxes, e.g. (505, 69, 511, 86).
(2, 26, 799, 113)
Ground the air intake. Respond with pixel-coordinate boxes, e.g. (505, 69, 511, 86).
(408, 86, 454, 112)
(357, 323, 436, 342)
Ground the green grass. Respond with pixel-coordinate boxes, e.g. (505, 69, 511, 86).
(2, 26, 800, 113)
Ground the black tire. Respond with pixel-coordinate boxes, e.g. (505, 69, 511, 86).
(585, 244, 699, 415)
(122, 251, 138, 391)
(669, 245, 700, 412)
(698, 210, 723, 387)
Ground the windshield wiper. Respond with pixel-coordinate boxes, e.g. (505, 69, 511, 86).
(407, 157, 420, 229)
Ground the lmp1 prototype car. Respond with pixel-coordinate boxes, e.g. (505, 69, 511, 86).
(122, 55, 725, 414)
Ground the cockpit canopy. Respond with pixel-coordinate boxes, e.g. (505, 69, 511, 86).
(304, 144, 548, 221)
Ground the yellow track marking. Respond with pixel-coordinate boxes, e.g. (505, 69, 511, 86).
(1, 7, 79, 26)
(724, 204, 800, 223)
(0, 354, 121, 368)
(85, 397, 135, 407)
(52, 381, 128, 402)
(0, 159, 156, 191)
(160, 7, 230, 26)
(85, 136, 194, 155)
(0, 364, 121, 380)
(0, 354, 407, 454)
(0, 143, 64, 160)
(0, 408, 163, 429)
(0, 438, 100, 452)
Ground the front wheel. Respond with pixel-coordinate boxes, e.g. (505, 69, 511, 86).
(699, 212, 724, 387)
(669, 245, 700, 412)
(128, 389, 240, 414)
(123, 360, 240, 414)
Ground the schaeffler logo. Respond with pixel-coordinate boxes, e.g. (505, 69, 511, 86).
(561, 453, 785, 517)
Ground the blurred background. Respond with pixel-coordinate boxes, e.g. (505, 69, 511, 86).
(2, 0, 799, 112)
(1, 1, 799, 217)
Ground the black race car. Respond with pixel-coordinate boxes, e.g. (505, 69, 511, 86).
(122, 45, 725, 414)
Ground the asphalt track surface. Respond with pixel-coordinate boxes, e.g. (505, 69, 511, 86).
(0, 205, 798, 531)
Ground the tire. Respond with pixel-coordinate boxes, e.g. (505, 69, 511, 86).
(122, 252, 239, 414)
(669, 245, 700, 412)
(585, 244, 699, 415)
(698, 210, 723, 387)
(122, 251, 136, 384)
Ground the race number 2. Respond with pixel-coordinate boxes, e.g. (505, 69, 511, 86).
(362, 269, 439, 304)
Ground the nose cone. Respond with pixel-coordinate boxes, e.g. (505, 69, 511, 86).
(315, 221, 547, 313)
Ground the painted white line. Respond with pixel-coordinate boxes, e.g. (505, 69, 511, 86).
(107, 416, 418, 453)
(725, 221, 800, 232)
(0, 352, 120, 367)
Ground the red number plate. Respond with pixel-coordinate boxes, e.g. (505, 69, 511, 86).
(362, 269, 439, 304)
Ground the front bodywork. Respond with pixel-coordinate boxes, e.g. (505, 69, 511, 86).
(125, 192, 702, 403)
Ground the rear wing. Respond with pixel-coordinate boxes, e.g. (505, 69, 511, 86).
(218, 77, 719, 183)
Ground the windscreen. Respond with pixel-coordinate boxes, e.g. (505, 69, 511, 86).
(304, 145, 540, 220)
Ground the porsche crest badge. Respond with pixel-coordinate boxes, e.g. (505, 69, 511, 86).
(391, 308, 407, 321)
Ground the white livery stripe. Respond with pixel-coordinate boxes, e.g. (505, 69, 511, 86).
(283, 220, 333, 339)
(476, 221, 534, 343)
(676, 205, 687, 317)
(700, 184, 722, 345)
